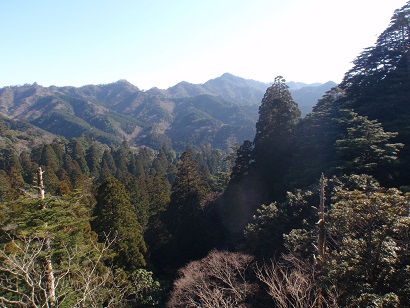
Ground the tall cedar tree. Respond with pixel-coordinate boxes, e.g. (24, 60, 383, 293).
(40, 144, 59, 171)
(99, 149, 116, 181)
(85, 143, 101, 179)
(20, 150, 38, 184)
(92, 177, 147, 270)
(221, 77, 301, 240)
(68, 140, 89, 176)
(161, 149, 210, 269)
(253, 76, 301, 201)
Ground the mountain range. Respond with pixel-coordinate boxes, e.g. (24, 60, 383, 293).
(0, 73, 336, 151)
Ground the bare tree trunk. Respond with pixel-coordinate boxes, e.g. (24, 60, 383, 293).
(35, 167, 56, 307)
(36, 167, 45, 203)
(44, 237, 56, 307)
(316, 173, 327, 275)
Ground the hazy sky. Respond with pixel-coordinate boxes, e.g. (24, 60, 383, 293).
(1, 0, 407, 89)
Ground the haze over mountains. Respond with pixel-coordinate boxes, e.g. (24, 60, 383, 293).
(0, 73, 335, 151)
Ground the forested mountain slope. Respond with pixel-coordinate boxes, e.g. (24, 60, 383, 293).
(0, 74, 333, 151)
(2, 2, 409, 306)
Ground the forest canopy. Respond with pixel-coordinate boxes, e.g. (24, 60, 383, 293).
(1, 2, 410, 307)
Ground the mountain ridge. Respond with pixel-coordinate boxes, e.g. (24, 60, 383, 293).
(0, 73, 336, 151)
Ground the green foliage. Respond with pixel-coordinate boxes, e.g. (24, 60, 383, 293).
(86, 143, 102, 178)
(244, 203, 283, 257)
(339, 2, 410, 186)
(168, 149, 208, 212)
(254, 76, 301, 148)
(323, 175, 410, 307)
(40, 144, 59, 171)
(252, 76, 301, 200)
(149, 149, 213, 270)
(68, 139, 90, 176)
(0, 188, 130, 307)
(19, 150, 38, 184)
(129, 269, 164, 307)
(290, 88, 403, 188)
(148, 173, 171, 216)
(289, 87, 345, 187)
(92, 177, 147, 270)
(342, 2, 410, 98)
(0, 171, 12, 202)
(335, 109, 403, 174)
(1, 6, 410, 303)
(244, 189, 316, 259)
(167, 149, 208, 232)
(264, 174, 410, 307)
(2, 194, 91, 248)
(221, 77, 303, 240)
(230, 139, 253, 182)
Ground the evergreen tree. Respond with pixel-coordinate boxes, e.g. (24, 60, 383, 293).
(342, 2, 410, 99)
(324, 175, 410, 307)
(335, 109, 403, 178)
(230, 139, 253, 182)
(62, 154, 84, 186)
(340, 2, 410, 185)
(113, 141, 132, 178)
(221, 78, 301, 240)
(0, 149, 14, 171)
(0, 187, 135, 307)
(68, 139, 89, 176)
(101, 149, 116, 178)
(289, 87, 345, 188)
(85, 143, 101, 179)
(40, 144, 59, 171)
(244, 188, 316, 259)
(252, 76, 301, 200)
(129, 176, 151, 230)
(148, 172, 171, 216)
(20, 150, 37, 184)
(151, 146, 169, 176)
(43, 169, 61, 195)
(167, 149, 207, 224)
(50, 141, 65, 168)
(0, 170, 12, 202)
(99, 158, 113, 181)
(92, 177, 147, 270)
(159, 149, 210, 268)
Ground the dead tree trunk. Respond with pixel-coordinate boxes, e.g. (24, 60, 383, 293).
(315, 173, 327, 275)
(35, 167, 45, 206)
(35, 167, 56, 306)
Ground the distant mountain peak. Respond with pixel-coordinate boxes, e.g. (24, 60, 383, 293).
(115, 79, 134, 85)
(109, 79, 140, 91)
(220, 72, 241, 80)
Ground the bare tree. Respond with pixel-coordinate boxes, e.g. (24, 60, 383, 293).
(168, 250, 257, 308)
(255, 257, 339, 308)
(313, 173, 327, 276)
(0, 233, 126, 307)
(32, 166, 57, 306)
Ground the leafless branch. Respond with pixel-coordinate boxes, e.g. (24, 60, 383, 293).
(168, 250, 257, 308)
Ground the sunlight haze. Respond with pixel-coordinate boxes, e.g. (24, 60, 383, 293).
(0, 0, 407, 89)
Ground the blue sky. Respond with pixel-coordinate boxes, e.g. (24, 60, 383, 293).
(0, 0, 407, 89)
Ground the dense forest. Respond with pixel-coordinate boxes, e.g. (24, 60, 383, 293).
(1, 2, 410, 307)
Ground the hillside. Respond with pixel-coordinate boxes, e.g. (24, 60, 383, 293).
(0, 74, 334, 151)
